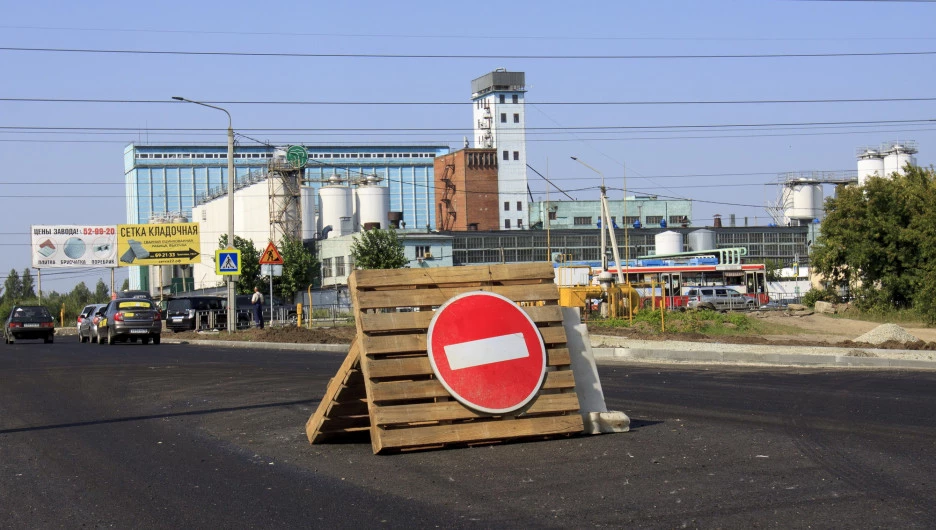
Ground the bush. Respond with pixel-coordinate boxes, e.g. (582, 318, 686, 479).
(801, 287, 838, 308)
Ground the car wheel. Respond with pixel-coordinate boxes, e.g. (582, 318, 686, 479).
(3, 332, 8, 345)
(107, 327, 116, 345)
(152, 334, 161, 345)
(141, 336, 150, 345)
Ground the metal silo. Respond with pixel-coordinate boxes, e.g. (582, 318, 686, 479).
(654, 230, 683, 255)
(300, 186, 317, 241)
(318, 175, 353, 239)
(856, 147, 885, 186)
(354, 175, 390, 230)
(688, 229, 717, 252)
(882, 141, 918, 177)
(782, 179, 823, 225)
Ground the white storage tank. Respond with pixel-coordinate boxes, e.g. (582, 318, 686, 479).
(782, 180, 823, 223)
(655, 230, 683, 255)
(688, 229, 716, 252)
(856, 148, 885, 186)
(882, 141, 917, 177)
(272, 147, 288, 165)
(300, 186, 316, 241)
(319, 176, 353, 239)
(355, 176, 390, 230)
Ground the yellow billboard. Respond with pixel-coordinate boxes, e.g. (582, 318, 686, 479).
(117, 223, 201, 266)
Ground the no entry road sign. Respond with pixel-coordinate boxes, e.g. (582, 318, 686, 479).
(427, 291, 547, 414)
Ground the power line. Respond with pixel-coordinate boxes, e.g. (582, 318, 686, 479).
(4, 96, 936, 105)
(3, 46, 936, 60)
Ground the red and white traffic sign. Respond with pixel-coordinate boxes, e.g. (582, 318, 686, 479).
(427, 291, 547, 414)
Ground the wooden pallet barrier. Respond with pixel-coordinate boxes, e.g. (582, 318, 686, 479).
(307, 262, 584, 454)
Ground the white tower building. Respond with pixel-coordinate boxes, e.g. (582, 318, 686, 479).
(471, 69, 528, 230)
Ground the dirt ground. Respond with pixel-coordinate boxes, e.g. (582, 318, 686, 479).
(168, 311, 936, 351)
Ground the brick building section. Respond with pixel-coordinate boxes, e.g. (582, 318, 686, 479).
(434, 148, 500, 231)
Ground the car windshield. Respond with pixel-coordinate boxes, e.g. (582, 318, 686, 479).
(167, 299, 192, 311)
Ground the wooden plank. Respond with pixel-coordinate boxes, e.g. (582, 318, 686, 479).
(361, 333, 426, 355)
(372, 393, 582, 425)
(351, 263, 557, 289)
(366, 348, 572, 379)
(372, 415, 584, 454)
(355, 283, 559, 310)
(359, 304, 564, 333)
(369, 370, 575, 403)
(306, 341, 364, 444)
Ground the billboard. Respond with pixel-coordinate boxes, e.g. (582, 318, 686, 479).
(31, 225, 118, 268)
(117, 223, 201, 266)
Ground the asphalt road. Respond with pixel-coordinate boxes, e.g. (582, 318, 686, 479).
(2, 339, 935, 528)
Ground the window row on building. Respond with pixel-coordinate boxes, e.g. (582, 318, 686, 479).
(135, 151, 439, 160)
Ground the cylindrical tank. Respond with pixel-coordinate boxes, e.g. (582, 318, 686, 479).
(300, 186, 316, 241)
(654, 230, 682, 255)
(319, 179, 353, 239)
(688, 229, 717, 252)
(355, 177, 390, 231)
(882, 142, 917, 177)
(856, 148, 885, 186)
(272, 147, 288, 165)
(783, 180, 823, 222)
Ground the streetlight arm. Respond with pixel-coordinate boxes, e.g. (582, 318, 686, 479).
(172, 96, 232, 129)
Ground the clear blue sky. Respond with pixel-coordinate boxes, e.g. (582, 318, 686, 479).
(2, 0, 934, 293)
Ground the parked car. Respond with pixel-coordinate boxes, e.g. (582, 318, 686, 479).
(4, 305, 55, 344)
(98, 298, 162, 345)
(686, 288, 757, 311)
(89, 305, 109, 344)
(77, 303, 107, 343)
(235, 294, 297, 324)
(165, 296, 226, 332)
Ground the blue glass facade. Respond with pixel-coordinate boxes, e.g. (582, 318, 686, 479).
(123, 143, 449, 289)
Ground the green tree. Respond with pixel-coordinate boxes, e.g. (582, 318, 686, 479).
(219, 234, 260, 294)
(20, 269, 36, 299)
(94, 279, 110, 302)
(350, 228, 408, 270)
(810, 166, 936, 321)
(275, 235, 317, 301)
(4, 269, 21, 302)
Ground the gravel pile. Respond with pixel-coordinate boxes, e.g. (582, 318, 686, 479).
(855, 324, 921, 345)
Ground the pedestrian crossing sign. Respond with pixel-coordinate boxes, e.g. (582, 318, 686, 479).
(215, 248, 241, 275)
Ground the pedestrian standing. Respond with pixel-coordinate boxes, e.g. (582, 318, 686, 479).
(251, 286, 264, 329)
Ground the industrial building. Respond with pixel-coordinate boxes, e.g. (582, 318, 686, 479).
(123, 143, 449, 290)
(528, 196, 692, 231)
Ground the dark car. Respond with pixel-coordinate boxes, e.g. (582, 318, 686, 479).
(4, 305, 56, 344)
(77, 303, 107, 343)
(235, 294, 297, 324)
(98, 298, 162, 345)
(118, 290, 154, 301)
(165, 296, 226, 332)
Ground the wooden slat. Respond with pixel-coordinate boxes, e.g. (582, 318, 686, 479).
(373, 393, 582, 425)
(352, 263, 557, 289)
(369, 369, 575, 403)
(359, 304, 565, 333)
(366, 348, 572, 379)
(306, 341, 365, 444)
(355, 283, 559, 310)
(373, 415, 584, 454)
(538, 325, 568, 345)
(360, 328, 566, 356)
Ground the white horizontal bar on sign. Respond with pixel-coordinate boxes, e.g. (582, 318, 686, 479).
(443, 333, 528, 370)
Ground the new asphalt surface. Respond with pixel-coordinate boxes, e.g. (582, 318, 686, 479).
(2, 339, 935, 528)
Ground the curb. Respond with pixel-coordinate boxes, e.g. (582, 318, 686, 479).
(161, 337, 936, 370)
(590, 346, 936, 370)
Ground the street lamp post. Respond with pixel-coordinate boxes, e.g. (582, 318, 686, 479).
(571, 156, 624, 283)
(172, 96, 236, 334)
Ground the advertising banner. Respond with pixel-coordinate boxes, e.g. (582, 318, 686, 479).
(31, 225, 118, 268)
(117, 223, 201, 266)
